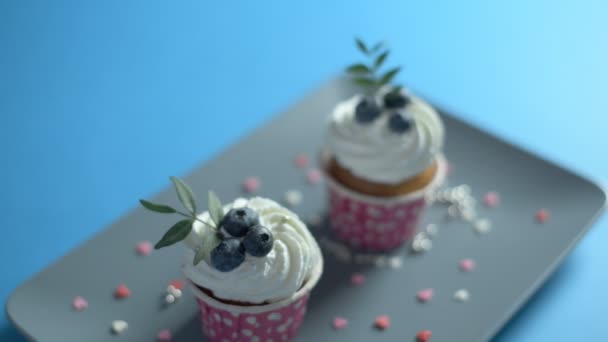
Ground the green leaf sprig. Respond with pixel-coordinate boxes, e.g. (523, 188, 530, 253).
(346, 37, 402, 94)
(140, 177, 227, 265)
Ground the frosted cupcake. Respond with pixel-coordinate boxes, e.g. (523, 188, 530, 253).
(141, 177, 323, 342)
(323, 39, 446, 251)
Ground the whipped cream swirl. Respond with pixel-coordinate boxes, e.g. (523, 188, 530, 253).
(327, 89, 444, 184)
(182, 197, 322, 304)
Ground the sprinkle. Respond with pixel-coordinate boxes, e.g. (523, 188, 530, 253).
(473, 218, 492, 234)
(157, 329, 172, 341)
(306, 169, 323, 185)
(167, 286, 182, 298)
(388, 256, 403, 269)
(332, 317, 348, 330)
(483, 192, 500, 207)
(416, 329, 432, 342)
(135, 241, 152, 256)
(169, 279, 184, 290)
(454, 289, 470, 302)
(72, 296, 88, 311)
(374, 315, 390, 330)
(459, 258, 475, 272)
(307, 214, 322, 226)
(165, 294, 176, 304)
(111, 320, 128, 334)
(417, 288, 434, 303)
(350, 273, 366, 286)
(114, 284, 131, 299)
(284, 190, 303, 207)
(535, 209, 549, 223)
(295, 154, 309, 168)
(242, 177, 260, 193)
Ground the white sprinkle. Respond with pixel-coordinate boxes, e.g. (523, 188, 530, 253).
(252, 337, 260, 342)
(454, 289, 470, 302)
(246, 316, 257, 325)
(242, 328, 253, 336)
(474, 218, 492, 234)
(419, 239, 432, 251)
(389, 256, 403, 269)
(169, 287, 182, 298)
(284, 190, 302, 207)
(223, 318, 233, 326)
(111, 320, 128, 334)
(165, 294, 175, 304)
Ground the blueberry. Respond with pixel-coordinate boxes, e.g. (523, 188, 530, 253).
(388, 113, 413, 133)
(355, 98, 381, 123)
(243, 225, 274, 257)
(210, 238, 246, 272)
(221, 207, 259, 237)
(383, 91, 410, 109)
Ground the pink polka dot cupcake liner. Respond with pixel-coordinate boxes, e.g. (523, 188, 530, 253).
(324, 155, 447, 251)
(188, 261, 322, 342)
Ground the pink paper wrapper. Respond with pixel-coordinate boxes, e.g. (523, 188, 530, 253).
(324, 155, 447, 251)
(189, 261, 322, 342)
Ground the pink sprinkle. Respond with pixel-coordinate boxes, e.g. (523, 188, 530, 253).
(535, 209, 549, 223)
(459, 258, 475, 272)
(483, 192, 500, 207)
(136, 241, 152, 256)
(157, 329, 172, 341)
(114, 284, 131, 299)
(242, 177, 260, 193)
(169, 279, 184, 290)
(72, 296, 88, 311)
(307, 169, 322, 185)
(332, 317, 348, 330)
(350, 273, 365, 286)
(417, 288, 434, 303)
(295, 154, 309, 168)
(374, 315, 390, 330)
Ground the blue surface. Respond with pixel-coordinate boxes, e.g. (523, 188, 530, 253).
(1, 1, 607, 341)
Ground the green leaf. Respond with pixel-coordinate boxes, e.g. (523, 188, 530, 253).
(193, 233, 221, 265)
(207, 191, 224, 227)
(370, 41, 384, 54)
(353, 77, 376, 87)
(346, 63, 371, 74)
(154, 219, 193, 249)
(139, 199, 176, 214)
(380, 67, 401, 85)
(374, 51, 389, 68)
(355, 38, 369, 54)
(170, 176, 197, 215)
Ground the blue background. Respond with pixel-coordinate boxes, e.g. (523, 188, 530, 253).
(1, 1, 607, 340)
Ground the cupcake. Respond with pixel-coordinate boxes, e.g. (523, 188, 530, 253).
(141, 177, 323, 342)
(322, 39, 446, 251)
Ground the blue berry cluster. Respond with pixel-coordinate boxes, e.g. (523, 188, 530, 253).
(354, 90, 414, 134)
(210, 207, 274, 272)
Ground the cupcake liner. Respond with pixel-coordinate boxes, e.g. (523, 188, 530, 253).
(189, 260, 323, 342)
(324, 155, 447, 251)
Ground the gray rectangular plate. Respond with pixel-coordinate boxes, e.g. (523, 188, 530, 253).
(7, 78, 606, 342)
